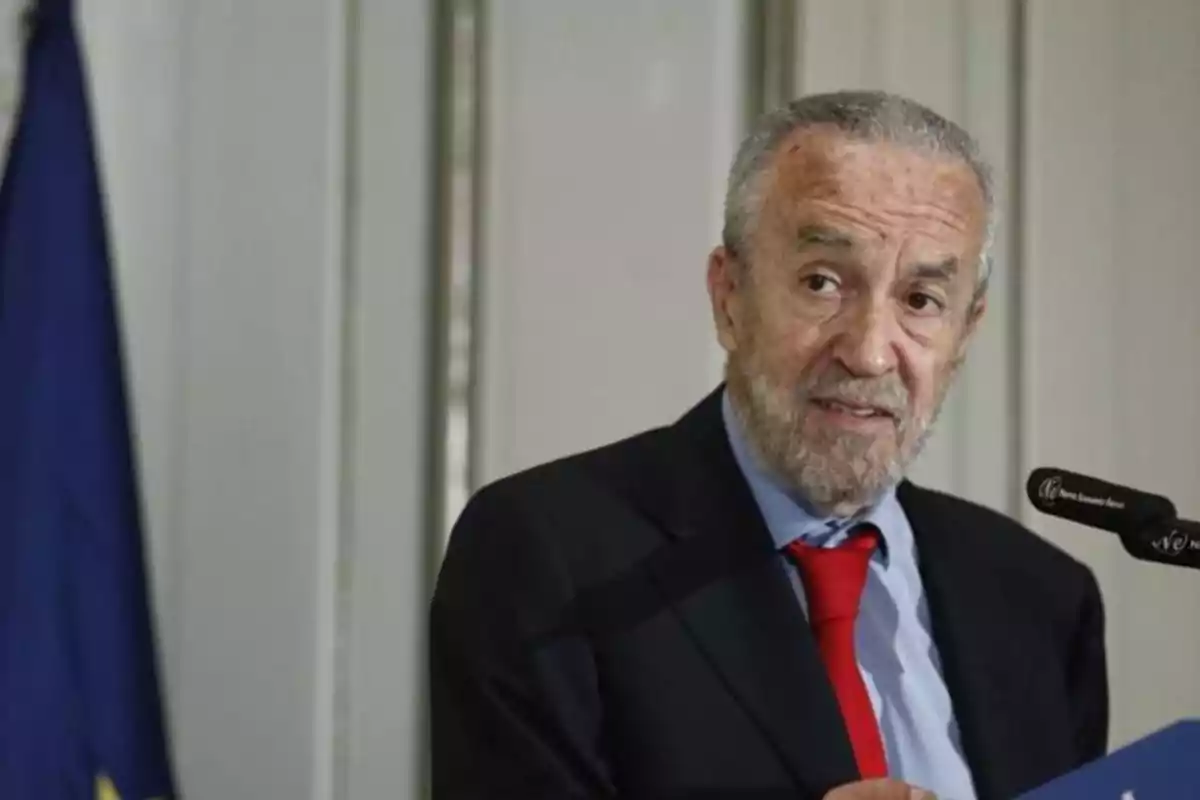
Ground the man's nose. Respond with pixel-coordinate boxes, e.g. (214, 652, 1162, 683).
(831, 300, 899, 377)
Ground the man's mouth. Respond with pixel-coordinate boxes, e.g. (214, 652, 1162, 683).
(810, 397, 897, 420)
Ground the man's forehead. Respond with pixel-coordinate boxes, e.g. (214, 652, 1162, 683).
(767, 127, 984, 212)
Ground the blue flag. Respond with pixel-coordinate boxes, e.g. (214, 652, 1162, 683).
(0, 0, 175, 797)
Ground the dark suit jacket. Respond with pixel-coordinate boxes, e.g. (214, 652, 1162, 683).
(430, 390, 1109, 799)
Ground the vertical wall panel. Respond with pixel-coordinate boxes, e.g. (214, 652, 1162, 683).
(477, 0, 743, 483)
(799, 0, 880, 90)
(1023, 0, 1124, 585)
(1025, 0, 1200, 748)
(169, 2, 347, 796)
(956, 0, 1019, 514)
(340, 0, 433, 797)
(81, 1, 353, 796)
(1109, 0, 1200, 741)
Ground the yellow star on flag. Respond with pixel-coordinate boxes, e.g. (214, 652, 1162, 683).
(97, 775, 121, 800)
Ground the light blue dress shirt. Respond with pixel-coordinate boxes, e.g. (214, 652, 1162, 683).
(721, 393, 977, 800)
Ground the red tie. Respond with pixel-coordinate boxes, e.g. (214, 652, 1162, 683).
(786, 525, 888, 779)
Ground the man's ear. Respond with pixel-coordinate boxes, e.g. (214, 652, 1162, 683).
(707, 246, 745, 353)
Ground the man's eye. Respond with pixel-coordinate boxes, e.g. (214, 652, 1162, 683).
(802, 274, 839, 295)
(906, 291, 945, 314)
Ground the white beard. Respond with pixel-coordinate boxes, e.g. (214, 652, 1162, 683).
(727, 354, 952, 517)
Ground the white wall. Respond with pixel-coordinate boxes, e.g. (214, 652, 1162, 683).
(169, 3, 349, 795)
(477, 0, 744, 483)
(339, 0, 433, 796)
(1024, 0, 1200, 747)
(84, 0, 433, 794)
(81, 1, 354, 796)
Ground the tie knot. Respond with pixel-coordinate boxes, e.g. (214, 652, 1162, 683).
(785, 523, 880, 625)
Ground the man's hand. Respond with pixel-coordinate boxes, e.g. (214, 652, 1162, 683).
(824, 779, 937, 799)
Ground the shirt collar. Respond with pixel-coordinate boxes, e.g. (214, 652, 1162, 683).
(721, 390, 899, 564)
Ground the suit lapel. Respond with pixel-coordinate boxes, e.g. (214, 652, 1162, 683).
(899, 482, 1028, 800)
(633, 391, 859, 795)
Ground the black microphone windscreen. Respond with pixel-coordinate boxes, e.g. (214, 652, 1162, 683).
(1026, 467, 1177, 535)
(1121, 518, 1200, 571)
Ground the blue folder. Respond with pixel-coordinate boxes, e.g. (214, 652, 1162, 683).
(1018, 719, 1200, 799)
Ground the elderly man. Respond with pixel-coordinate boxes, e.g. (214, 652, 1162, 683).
(430, 91, 1108, 799)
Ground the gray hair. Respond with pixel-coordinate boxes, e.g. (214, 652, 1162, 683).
(723, 90, 995, 297)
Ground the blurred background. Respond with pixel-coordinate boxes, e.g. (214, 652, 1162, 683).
(63, 0, 1200, 796)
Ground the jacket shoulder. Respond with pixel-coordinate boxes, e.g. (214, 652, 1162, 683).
(906, 482, 1099, 599)
(442, 424, 675, 587)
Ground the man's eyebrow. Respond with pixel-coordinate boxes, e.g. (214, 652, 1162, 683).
(796, 224, 856, 249)
(909, 257, 960, 281)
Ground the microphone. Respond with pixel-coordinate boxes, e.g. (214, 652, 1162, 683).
(1026, 466, 1177, 535)
(1121, 518, 1200, 571)
(1027, 467, 1200, 572)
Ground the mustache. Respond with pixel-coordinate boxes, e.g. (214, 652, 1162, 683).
(800, 368, 910, 416)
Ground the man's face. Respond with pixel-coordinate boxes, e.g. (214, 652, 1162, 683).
(708, 128, 988, 516)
